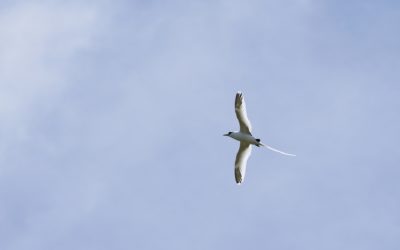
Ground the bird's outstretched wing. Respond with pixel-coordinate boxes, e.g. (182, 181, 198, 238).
(235, 92, 252, 134)
(234, 142, 252, 184)
(261, 143, 296, 156)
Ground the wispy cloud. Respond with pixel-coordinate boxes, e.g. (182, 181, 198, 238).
(0, 2, 98, 130)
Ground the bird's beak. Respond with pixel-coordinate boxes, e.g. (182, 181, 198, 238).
(223, 134, 229, 136)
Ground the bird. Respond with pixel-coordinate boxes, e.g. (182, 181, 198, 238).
(224, 92, 295, 184)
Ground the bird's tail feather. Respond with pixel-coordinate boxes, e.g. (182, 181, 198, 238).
(260, 143, 296, 156)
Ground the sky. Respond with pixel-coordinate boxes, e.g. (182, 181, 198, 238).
(1, 0, 400, 249)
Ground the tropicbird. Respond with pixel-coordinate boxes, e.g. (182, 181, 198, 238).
(224, 92, 295, 184)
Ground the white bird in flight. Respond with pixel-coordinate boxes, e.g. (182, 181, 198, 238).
(224, 92, 295, 184)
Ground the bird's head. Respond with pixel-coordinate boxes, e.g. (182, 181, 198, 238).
(223, 132, 233, 136)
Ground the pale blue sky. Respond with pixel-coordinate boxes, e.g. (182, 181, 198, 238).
(1, 1, 400, 249)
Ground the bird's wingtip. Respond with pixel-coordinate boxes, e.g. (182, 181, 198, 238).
(235, 168, 243, 185)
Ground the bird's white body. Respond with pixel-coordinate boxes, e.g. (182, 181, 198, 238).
(224, 91, 295, 185)
(227, 132, 263, 147)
